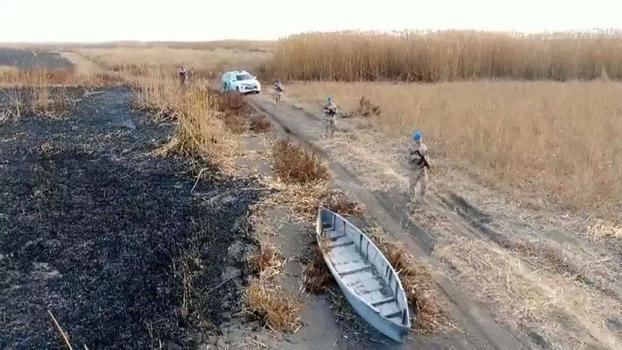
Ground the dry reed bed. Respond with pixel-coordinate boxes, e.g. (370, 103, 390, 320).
(286, 81, 622, 209)
(271, 31, 622, 81)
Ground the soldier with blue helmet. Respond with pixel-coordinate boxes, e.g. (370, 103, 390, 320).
(407, 131, 430, 203)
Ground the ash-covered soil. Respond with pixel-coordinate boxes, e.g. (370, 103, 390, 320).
(0, 88, 263, 349)
(0, 48, 73, 69)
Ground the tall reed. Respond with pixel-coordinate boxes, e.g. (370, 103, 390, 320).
(270, 31, 622, 82)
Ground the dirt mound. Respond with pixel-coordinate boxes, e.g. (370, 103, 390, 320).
(0, 88, 263, 348)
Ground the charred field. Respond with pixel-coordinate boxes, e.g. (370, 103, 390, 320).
(0, 48, 73, 70)
(0, 87, 264, 349)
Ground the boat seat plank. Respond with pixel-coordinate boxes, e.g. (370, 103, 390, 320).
(327, 245, 361, 266)
(377, 302, 401, 318)
(341, 270, 379, 286)
(334, 260, 367, 273)
(343, 269, 387, 296)
(328, 241, 354, 249)
(371, 296, 395, 307)
(323, 228, 339, 238)
(329, 233, 347, 240)
(383, 310, 403, 319)
(364, 290, 394, 305)
(327, 234, 353, 247)
(338, 263, 371, 276)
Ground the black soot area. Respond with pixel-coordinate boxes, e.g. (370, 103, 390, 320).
(0, 88, 264, 349)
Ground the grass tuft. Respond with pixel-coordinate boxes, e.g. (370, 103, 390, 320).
(303, 245, 334, 294)
(250, 115, 272, 133)
(273, 140, 330, 184)
(248, 243, 284, 279)
(352, 96, 381, 118)
(246, 279, 302, 333)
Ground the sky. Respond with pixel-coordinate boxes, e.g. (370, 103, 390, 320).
(1, 0, 621, 42)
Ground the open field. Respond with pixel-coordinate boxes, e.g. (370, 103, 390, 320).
(284, 81, 622, 210)
(2, 33, 622, 349)
(78, 46, 272, 78)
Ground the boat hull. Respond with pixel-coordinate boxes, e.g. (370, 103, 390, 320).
(316, 207, 411, 342)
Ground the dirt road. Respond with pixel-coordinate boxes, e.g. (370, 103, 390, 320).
(246, 93, 622, 349)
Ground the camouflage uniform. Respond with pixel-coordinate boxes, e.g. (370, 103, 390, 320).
(274, 81, 284, 103)
(407, 140, 429, 201)
(178, 66, 188, 87)
(323, 101, 338, 137)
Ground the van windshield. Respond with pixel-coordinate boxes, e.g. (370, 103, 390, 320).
(236, 73, 252, 81)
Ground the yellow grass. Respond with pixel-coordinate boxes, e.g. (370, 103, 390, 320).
(245, 278, 302, 333)
(79, 47, 271, 77)
(286, 81, 622, 208)
(271, 31, 622, 81)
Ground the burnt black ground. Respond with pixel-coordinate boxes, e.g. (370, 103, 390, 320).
(0, 48, 72, 70)
(0, 88, 263, 349)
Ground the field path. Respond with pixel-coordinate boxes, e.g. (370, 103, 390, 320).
(61, 51, 109, 75)
(247, 94, 530, 349)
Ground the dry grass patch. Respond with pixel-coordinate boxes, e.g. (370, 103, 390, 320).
(246, 278, 302, 333)
(248, 243, 285, 279)
(345, 96, 381, 118)
(287, 81, 622, 209)
(587, 219, 622, 241)
(272, 140, 330, 184)
(210, 90, 255, 134)
(1, 66, 121, 88)
(250, 115, 272, 133)
(0, 68, 75, 86)
(1, 87, 83, 120)
(302, 244, 334, 294)
(272, 182, 362, 221)
(153, 87, 234, 167)
(322, 190, 364, 217)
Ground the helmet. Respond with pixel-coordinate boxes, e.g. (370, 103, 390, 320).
(327, 96, 333, 102)
(276, 79, 281, 83)
(412, 131, 422, 141)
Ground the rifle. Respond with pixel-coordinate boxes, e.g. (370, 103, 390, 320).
(411, 149, 431, 170)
